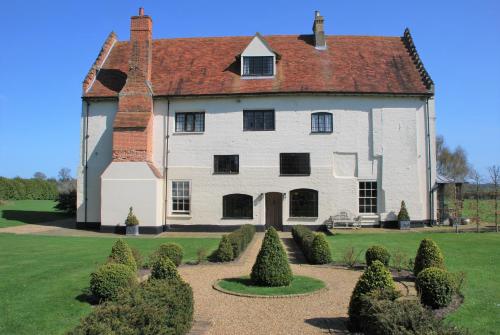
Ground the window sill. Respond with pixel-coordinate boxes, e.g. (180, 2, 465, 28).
(241, 76, 275, 80)
(310, 131, 333, 135)
(279, 174, 311, 177)
(213, 172, 239, 175)
(172, 132, 204, 135)
(221, 217, 253, 220)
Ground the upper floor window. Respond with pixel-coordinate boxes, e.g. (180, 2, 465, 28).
(243, 110, 275, 131)
(223, 194, 253, 219)
(280, 153, 310, 176)
(242, 56, 274, 77)
(214, 155, 239, 174)
(175, 112, 205, 132)
(172, 180, 190, 214)
(290, 188, 318, 217)
(311, 112, 333, 133)
(359, 181, 377, 214)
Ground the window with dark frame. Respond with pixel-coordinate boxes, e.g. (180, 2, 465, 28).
(214, 155, 239, 174)
(172, 181, 190, 214)
(223, 194, 253, 219)
(242, 56, 274, 76)
(280, 153, 310, 176)
(243, 110, 275, 131)
(311, 112, 333, 133)
(359, 181, 377, 214)
(175, 112, 205, 132)
(290, 189, 318, 217)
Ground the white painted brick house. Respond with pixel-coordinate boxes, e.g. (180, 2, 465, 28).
(77, 9, 437, 233)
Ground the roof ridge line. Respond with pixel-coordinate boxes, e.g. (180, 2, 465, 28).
(83, 31, 118, 95)
(402, 28, 434, 92)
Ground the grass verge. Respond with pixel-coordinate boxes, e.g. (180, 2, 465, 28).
(217, 275, 325, 296)
(0, 200, 71, 228)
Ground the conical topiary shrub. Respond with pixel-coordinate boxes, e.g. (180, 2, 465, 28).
(413, 238, 445, 276)
(310, 233, 332, 264)
(108, 239, 137, 271)
(250, 227, 293, 287)
(211, 235, 234, 262)
(348, 260, 398, 332)
(125, 207, 139, 226)
(397, 201, 410, 221)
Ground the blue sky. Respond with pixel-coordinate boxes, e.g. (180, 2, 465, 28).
(0, 0, 499, 178)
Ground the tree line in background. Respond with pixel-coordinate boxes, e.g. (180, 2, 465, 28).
(0, 168, 77, 213)
(437, 135, 499, 231)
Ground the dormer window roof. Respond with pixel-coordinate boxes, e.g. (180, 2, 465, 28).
(240, 33, 279, 78)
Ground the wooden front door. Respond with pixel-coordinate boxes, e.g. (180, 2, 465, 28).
(265, 192, 283, 231)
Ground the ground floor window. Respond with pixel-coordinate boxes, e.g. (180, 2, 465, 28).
(359, 181, 377, 213)
(223, 194, 253, 218)
(172, 181, 190, 214)
(290, 188, 318, 217)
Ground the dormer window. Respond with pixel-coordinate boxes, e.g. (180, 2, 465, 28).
(242, 56, 274, 77)
(239, 33, 279, 79)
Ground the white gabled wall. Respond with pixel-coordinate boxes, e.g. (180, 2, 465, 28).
(150, 95, 433, 228)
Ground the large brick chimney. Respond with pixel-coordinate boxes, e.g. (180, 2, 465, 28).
(113, 8, 154, 162)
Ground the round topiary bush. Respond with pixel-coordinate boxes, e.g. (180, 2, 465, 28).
(108, 239, 137, 271)
(212, 235, 234, 262)
(90, 263, 137, 302)
(250, 227, 293, 287)
(416, 267, 455, 309)
(348, 260, 397, 332)
(151, 256, 180, 281)
(310, 233, 332, 264)
(413, 238, 445, 276)
(153, 243, 184, 267)
(365, 245, 391, 267)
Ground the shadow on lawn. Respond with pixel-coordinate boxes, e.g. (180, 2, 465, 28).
(305, 317, 349, 334)
(2, 210, 74, 227)
(75, 288, 99, 305)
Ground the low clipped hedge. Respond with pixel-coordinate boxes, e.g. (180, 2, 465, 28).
(365, 245, 391, 267)
(358, 290, 468, 335)
(292, 225, 332, 264)
(211, 224, 255, 262)
(71, 278, 193, 335)
(251, 227, 293, 287)
(348, 260, 398, 332)
(416, 267, 455, 309)
(90, 263, 137, 302)
(210, 235, 234, 262)
(108, 239, 137, 271)
(149, 243, 184, 267)
(414, 238, 445, 276)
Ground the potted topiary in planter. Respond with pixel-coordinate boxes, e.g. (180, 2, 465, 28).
(397, 201, 410, 230)
(125, 207, 139, 236)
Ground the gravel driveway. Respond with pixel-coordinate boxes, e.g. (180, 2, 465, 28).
(179, 233, 362, 335)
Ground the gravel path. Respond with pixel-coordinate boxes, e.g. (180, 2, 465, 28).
(179, 233, 362, 335)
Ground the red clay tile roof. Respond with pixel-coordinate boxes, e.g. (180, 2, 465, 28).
(84, 33, 433, 98)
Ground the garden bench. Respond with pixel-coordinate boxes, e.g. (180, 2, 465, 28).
(327, 211, 361, 229)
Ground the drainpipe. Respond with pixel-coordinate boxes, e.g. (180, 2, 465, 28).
(424, 98, 434, 225)
(84, 100, 90, 224)
(163, 99, 170, 230)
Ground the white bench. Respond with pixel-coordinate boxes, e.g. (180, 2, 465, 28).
(327, 211, 361, 229)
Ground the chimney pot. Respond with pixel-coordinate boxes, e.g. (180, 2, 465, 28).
(139, 7, 144, 16)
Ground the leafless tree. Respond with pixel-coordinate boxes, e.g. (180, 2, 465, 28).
(488, 165, 500, 232)
(468, 169, 483, 233)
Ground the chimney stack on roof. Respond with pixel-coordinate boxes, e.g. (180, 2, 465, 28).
(313, 11, 326, 50)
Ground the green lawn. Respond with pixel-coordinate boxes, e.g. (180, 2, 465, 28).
(461, 199, 498, 224)
(0, 200, 71, 228)
(0, 233, 220, 335)
(327, 232, 500, 334)
(217, 275, 325, 296)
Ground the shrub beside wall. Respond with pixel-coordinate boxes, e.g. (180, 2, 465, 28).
(211, 224, 255, 262)
(292, 225, 332, 264)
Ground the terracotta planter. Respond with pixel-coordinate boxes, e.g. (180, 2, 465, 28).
(126, 225, 139, 236)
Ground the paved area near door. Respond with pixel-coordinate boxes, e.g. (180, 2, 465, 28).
(181, 233, 366, 335)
